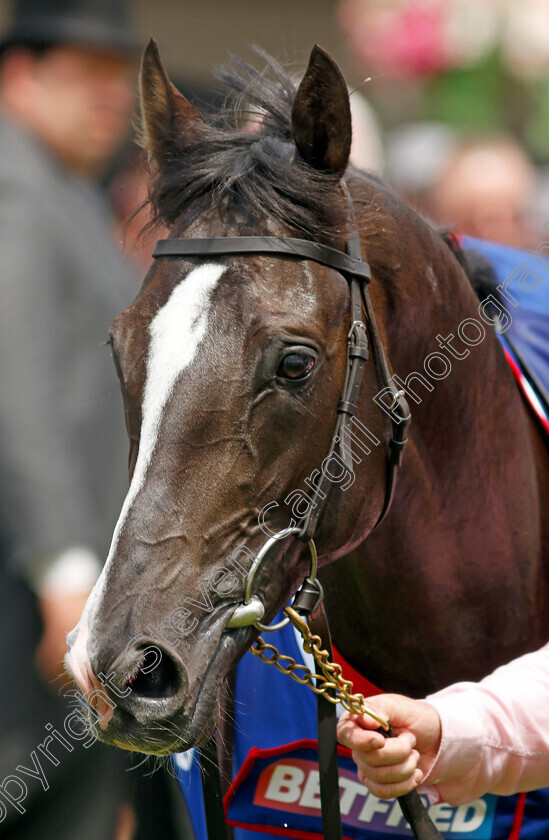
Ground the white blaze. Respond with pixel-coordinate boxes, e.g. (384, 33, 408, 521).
(109, 261, 226, 556)
(68, 262, 225, 673)
(90, 261, 225, 606)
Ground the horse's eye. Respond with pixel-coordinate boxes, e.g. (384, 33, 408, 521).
(277, 352, 315, 380)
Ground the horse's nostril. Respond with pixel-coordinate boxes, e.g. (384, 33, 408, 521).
(126, 647, 180, 699)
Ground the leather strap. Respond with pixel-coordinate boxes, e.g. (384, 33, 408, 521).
(199, 737, 228, 840)
(309, 604, 443, 840)
(153, 236, 372, 281)
(397, 788, 445, 840)
(308, 607, 443, 840)
(296, 232, 410, 537)
(299, 274, 369, 538)
(360, 282, 411, 528)
(309, 604, 343, 840)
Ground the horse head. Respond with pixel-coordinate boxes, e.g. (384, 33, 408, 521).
(65, 41, 399, 754)
(65, 38, 549, 756)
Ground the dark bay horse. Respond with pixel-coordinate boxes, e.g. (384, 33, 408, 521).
(66, 41, 548, 759)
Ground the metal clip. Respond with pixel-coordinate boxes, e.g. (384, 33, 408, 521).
(225, 532, 318, 633)
(388, 388, 406, 411)
(347, 320, 367, 341)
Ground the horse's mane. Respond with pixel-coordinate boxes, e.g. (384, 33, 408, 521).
(145, 49, 346, 240)
(441, 231, 501, 304)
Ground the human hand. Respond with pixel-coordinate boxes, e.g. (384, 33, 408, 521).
(337, 694, 442, 799)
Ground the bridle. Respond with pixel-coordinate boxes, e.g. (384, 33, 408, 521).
(154, 229, 411, 626)
(154, 228, 411, 625)
(152, 227, 444, 840)
(153, 228, 411, 569)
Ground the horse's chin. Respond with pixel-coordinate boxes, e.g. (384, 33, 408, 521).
(91, 626, 252, 756)
(91, 708, 209, 755)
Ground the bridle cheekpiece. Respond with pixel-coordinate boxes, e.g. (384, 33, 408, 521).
(152, 229, 411, 629)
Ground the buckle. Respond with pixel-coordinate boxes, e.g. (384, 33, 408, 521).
(347, 320, 367, 341)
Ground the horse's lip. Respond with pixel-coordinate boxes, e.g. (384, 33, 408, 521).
(182, 624, 252, 743)
(95, 712, 183, 755)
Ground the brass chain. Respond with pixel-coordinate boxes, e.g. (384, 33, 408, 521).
(250, 605, 389, 730)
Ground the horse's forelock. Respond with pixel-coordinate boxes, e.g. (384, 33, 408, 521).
(143, 50, 347, 243)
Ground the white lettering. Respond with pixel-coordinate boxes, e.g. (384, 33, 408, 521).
(299, 769, 321, 809)
(264, 765, 304, 804)
(184, 580, 214, 613)
(424, 351, 452, 379)
(358, 794, 391, 823)
(16, 751, 49, 792)
(451, 799, 487, 833)
(517, 265, 543, 293)
(386, 799, 408, 828)
(428, 802, 453, 832)
(457, 318, 485, 347)
(338, 776, 367, 816)
(0, 775, 28, 814)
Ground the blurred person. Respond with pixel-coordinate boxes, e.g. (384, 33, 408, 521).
(427, 136, 539, 249)
(109, 146, 156, 273)
(108, 144, 176, 275)
(384, 121, 458, 216)
(108, 74, 224, 274)
(0, 1, 141, 837)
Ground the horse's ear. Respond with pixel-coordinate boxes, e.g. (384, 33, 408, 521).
(139, 39, 205, 161)
(291, 45, 351, 177)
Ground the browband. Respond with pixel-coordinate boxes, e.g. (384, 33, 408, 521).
(153, 236, 372, 282)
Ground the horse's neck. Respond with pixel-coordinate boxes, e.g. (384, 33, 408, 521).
(322, 223, 549, 694)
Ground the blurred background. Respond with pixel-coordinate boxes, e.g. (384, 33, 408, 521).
(0, 0, 546, 251)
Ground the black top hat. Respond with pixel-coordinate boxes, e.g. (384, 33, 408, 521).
(0, 0, 141, 56)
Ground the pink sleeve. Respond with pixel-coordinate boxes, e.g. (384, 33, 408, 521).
(419, 642, 549, 805)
